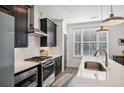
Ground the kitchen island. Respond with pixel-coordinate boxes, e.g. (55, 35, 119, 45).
(67, 57, 124, 87)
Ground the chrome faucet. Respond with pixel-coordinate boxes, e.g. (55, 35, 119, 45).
(94, 49, 108, 68)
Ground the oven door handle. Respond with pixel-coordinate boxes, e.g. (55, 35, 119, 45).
(42, 62, 54, 68)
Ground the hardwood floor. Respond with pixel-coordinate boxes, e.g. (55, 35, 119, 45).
(57, 67, 78, 78)
(51, 67, 78, 87)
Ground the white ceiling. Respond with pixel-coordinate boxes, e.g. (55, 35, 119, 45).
(36, 5, 124, 23)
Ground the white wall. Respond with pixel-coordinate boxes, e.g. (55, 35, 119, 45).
(109, 23, 124, 58)
(67, 21, 124, 68)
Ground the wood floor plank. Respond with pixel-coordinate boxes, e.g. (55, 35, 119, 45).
(51, 67, 78, 87)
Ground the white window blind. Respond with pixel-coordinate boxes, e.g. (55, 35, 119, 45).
(73, 28, 108, 57)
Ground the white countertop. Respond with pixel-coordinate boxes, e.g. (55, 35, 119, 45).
(68, 57, 124, 87)
(48, 54, 62, 58)
(15, 61, 40, 74)
(15, 54, 62, 74)
(77, 57, 107, 80)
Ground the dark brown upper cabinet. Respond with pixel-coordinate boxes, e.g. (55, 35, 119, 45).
(14, 6, 29, 48)
(0, 5, 14, 16)
(40, 18, 57, 47)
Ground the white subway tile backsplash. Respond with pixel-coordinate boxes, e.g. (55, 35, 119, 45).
(15, 34, 40, 62)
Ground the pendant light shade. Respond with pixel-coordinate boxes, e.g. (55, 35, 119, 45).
(102, 5, 124, 26)
(96, 26, 109, 32)
(96, 6, 109, 33)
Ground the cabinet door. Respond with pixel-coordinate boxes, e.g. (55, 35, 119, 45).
(14, 6, 28, 47)
(40, 18, 57, 47)
(47, 21, 52, 47)
(0, 5, 14, 16)
(113, 56, 124, 65)
(50, 23, 54, 46)
(52, 24, 56, 46)
(55, 57, 59, 77)
(48, 21, 56, 46)
(55, 56, 62, 77)
(58, 56, 62, 73)
(40, 19, 47, 46)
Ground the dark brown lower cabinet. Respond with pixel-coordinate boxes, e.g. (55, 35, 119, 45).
(55, 56, 62, 77)
(113, 55, 124, 65)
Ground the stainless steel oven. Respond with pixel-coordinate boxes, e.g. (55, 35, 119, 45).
(41, 59, 55, 87)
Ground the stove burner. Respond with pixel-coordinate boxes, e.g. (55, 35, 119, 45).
(24, 56, 52, 62)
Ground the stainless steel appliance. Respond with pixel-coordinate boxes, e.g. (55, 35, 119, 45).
(15, 67, 38, 87)
(28, 6, 47, 37)
(25, 56, 55, 87)
(25, 56, 52, 62)
(41, 59, 55, 87)
(0, 11, 14, 87)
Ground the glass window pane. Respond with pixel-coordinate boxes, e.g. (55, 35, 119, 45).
(99, 43, 103, 56)
(102, 33, 107, 41)
(73, 28, 107, 57)
(102, 43, 107, 51)
(83, 43, 89, 56)
(89, 43, 97, 55)
(90, 31, 96, 41)
(98, 32, 107, 41)
(83, 31, 90, 42)
(98, 43, 107, 56)
(75, 30, 81, 42)
(74, 43, 81, 55)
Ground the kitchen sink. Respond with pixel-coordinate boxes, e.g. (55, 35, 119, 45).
(84, 61, 106, 71)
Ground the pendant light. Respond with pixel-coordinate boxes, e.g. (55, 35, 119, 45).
(102, 5, 124, 26)
(96, 6, 109, 32)
(96, 26, 109, 32)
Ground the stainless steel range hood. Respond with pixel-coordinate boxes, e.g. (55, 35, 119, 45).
(28, 6, 47, 37)
(28, 27, 47, 36)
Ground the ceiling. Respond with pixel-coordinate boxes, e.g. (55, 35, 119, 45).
(36, 5, 124, 23)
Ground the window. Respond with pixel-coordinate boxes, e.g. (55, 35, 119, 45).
(73, 28, 108, 57)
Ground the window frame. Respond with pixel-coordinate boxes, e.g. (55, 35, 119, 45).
(73, 28, 109, 57)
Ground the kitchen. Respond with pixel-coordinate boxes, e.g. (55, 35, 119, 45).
(0, 5, 63, 87)
(0, 5, 124, 87)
